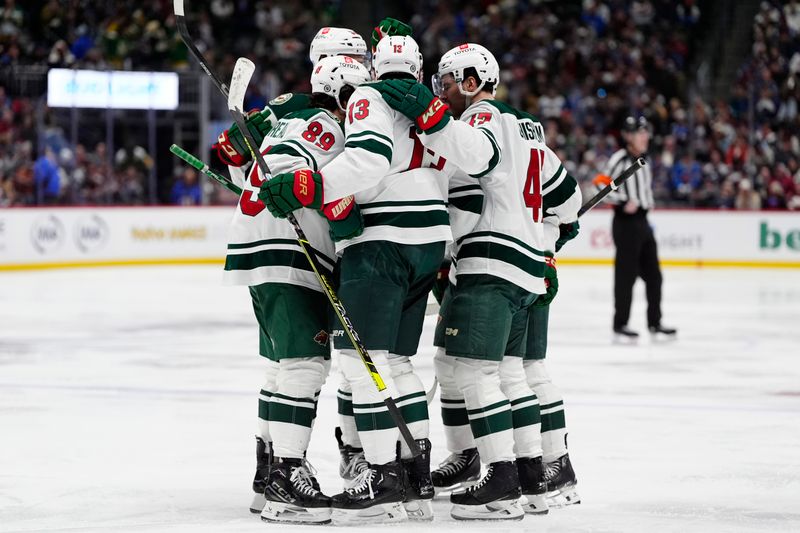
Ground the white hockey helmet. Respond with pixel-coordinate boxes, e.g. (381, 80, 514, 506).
(309, 27, 368, 66)
(372, 35, 423, 81)
(311, 56, 371, 111)
(433, 43, 500, 97)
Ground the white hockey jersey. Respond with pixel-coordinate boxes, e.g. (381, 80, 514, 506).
(223, 108, 344, 290)
(422, 99, 570, 294)
(317, 83, 453, 252)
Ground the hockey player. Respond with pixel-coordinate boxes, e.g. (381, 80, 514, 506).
(376, 43, 574, 520)
(222, 56, 371, 525)
(258, 35, 450, 524)
(210, 21, 411, 510)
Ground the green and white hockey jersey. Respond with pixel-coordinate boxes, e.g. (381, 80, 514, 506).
(445, 158, 581, 286)
(223, 108, 344, 290)
(318, 83, 453, 252)
(421, 99, 571, 294)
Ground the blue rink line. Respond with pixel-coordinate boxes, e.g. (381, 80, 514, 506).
(0, 381, 798, 414)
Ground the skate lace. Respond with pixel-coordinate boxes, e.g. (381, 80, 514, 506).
(466, 464, 494, 493)
(341, 449, 368, 479)
(346, 466, 376, 500)
(290, 466, 320, 498)
(437, 452, 468, 476)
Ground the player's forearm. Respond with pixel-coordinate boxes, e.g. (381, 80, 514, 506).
(423, 120, 498, 177)
(321, 150, 390, 201)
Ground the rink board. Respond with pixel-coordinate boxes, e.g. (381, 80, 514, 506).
(1, 207, 799, 270)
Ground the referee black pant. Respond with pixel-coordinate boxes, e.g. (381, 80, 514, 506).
(612, 209, 663, 330)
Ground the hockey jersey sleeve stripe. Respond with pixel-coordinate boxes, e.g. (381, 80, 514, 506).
(265, 143, 314, 170)
(280, 139, 319, 171)
(468, 128, 501, 178)
(449, 184, 483, 195)
(449, 194, 483, 214)
(543, 173, 578, 211)
(347, 129, 394, 147)
(458, 241, 547, 278)
(363, 210, 449, 229)
(542, 164, 565, 192)
(456, 230, 546, 257)
(343, 138, 393, 164)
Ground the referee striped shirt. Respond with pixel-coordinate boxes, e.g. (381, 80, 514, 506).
(603, 149, 655, 210)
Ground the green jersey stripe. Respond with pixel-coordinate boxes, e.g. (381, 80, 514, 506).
(361, 199, 446, 209)
(345, 138, 392, 164)
(544, 174, 578, 211)
(540, 400, 564, 410)
(511, 404, 541, 428)
(227, 239, 334, 270)
(224, 249, 333, 275)
(347, 130, 394, 146)
(363, 210, 449, 229)
(449, 194, 483, 214)
(281, 139, 319, 171)
(542, 164, 564, 190)
(457, 230, 546, 257)
(510, 395, 538, 407)
(450, 184, 482, 194)
(267, 144, 312, 169)
(440, 398, 466, 405)
(458, 241, 547, 278)
(469, 128, 500, 178)
(442, 406, 469, 427)
(268, 401, 316, 427)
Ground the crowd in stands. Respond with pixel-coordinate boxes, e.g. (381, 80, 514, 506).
(1, 0, 798, 210)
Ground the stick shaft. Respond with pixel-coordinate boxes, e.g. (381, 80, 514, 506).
(169, 144, 242, 195)
(578, 157, 647, 217)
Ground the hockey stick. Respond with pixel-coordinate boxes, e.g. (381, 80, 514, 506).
(169, 144, 243, 195)
(577, 157, 646, 217)
(173, 3, 421, 455)
(226, 58, 421, 457)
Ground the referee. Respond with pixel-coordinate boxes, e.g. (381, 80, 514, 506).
(600, 116, 676, 339)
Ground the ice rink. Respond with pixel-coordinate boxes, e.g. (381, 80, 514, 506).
(1, 264, 799, 533)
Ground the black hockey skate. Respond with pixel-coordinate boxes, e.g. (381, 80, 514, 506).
(517, 456, 549, 515)
(260, 458, 332, 524)
(335, 427, 368, 489)
(450, 461, 524, 521)
(431, 447, 481, 493)
(544, 453, 581, 507)
(401, 438, 434, 521)
(613, 325, 639, 343)
(649, 324, 677, 341)
(249, 437, 272, 513)
(331, 461, 407, 525)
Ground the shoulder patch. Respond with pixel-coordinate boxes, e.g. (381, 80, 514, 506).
(269, 93, 292, 105)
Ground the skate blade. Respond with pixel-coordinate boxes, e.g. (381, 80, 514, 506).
(433, 478, 480, 496)
(404, 499, 434, 521)
(546, 484, 581, 508)
(332, 501, 408, 525)
(451, 499, 524, 521)
(260, 501, 331, 525)
(519, 494, 549, 515)
(249, 492, 266, 513)
(612, 334, 638, 345)
(650, 332, 677, 343)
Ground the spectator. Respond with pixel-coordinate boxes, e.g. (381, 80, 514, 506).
(33, 148, 60, 204)
(170, 168, 202, 205)
(735, 179, 761, 210)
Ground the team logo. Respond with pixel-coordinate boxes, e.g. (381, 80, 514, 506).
(74, 214, 109, 253)
(30, 215, 65, 254)
(269, 93, 292, 105)
(445, 327, 459, 336)
(313, 330, 330, 346)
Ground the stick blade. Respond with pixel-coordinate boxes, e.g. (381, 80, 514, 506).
(173, 0, 185, 16)
(229, 58, 256, 112)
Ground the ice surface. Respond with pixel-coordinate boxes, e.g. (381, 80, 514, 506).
(1, 265, 799, 532)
